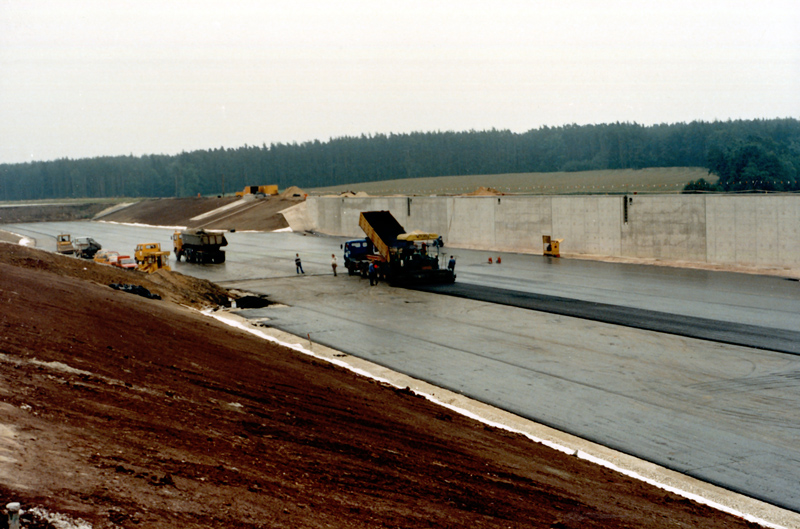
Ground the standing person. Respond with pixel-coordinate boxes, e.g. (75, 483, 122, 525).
(368, 262, 377, 286)
(331, 254, 338, 276)
(295, 253, 304, 274)
(448, 255, 456, 272)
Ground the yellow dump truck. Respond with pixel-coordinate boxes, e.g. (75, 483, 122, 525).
(235, 185, 278, 197)
(172, 229, 227, 263)
(134, 243, 171, 273)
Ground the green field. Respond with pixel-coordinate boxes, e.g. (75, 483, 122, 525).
(310, 167, 714, 196)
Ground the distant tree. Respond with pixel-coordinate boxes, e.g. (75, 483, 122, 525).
(1, 118, 799, 200)
(707, 140, 797, 192)
(682, 178, 719, 193)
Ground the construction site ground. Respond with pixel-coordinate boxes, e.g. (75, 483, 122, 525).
(0, 197, 777, 528)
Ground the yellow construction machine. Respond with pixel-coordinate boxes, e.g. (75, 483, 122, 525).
(134, 243, 171, 273)
(56, 234, 76, 255)
(235, 185, 278, 197)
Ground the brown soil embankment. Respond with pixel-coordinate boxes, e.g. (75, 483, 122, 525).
(97, 196, 302, 231)
(0, 202, 114, 224)
(0, 243, 761, 529)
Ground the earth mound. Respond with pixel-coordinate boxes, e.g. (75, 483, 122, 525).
(463, 186, 503, 196)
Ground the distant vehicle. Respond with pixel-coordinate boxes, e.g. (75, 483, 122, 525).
(113, 255, 137, 270)
(56, 234, 75, 255)
(172, 229, 227, 264)
(235, 185, 278, 197)
(73, 237, 102, 259)
(93, 250, 120, 265)
(134, 243, 171, 273)
(342, 239, 373, 276)
(343, 211, 455, 285)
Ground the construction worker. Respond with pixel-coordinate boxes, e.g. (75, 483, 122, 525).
(331, 254, 338, 276)
(448, 255, 456, 272)
(368, 262, 377, 286)
(295, 253, 304, 274)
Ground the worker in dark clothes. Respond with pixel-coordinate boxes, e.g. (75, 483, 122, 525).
(368, 262, 377, 286)
(295, 253, 304, 274)
(448, 255, 456, 272)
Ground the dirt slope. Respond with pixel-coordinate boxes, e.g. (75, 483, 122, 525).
(0, 244, 759, 528)
(97, 196, 301, 232)
(0, 202, 115, 224)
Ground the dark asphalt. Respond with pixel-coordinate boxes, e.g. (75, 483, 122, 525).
(413, 282, 800, 355)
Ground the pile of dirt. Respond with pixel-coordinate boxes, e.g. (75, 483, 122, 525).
(0, 244, 761, 528)
(278, 186, 306, 199)
(463, 186, 503, 196)
(0, 243, 232, 308)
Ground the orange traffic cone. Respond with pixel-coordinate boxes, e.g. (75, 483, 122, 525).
(488, 257, 493, 264)
(497, 256, 502, 264)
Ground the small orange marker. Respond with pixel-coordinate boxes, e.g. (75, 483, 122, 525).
(488, 257, 493, 264)
(497, 256, 502, 264)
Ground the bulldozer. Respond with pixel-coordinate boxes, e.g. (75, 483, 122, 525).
(134, 243, 171, 273)
(56, 234, 76, 255)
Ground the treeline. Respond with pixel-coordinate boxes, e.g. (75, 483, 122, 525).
(1, 118, 798, 201)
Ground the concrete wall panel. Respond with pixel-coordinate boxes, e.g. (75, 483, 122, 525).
(777, 196, 800, 266)
(307, 195, 800, 271)
(448, 198, 496, 249)
(621, 196, 706, 261)
(494, 197, 551, 252)
(552, 196, 621, 256)
(755, 198, 779, 265)
(706, 197, 736, 263)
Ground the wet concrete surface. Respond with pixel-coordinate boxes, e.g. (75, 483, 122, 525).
(5, 221, 800, 512)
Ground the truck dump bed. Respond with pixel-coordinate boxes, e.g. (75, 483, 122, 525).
(180, 229, 227, 247)
(357, 210, 455, 285)
(358, 211, 405, 261)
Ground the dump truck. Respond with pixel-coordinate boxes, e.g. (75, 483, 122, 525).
(235, 185, 278, 197)
(134, 243, 171, 273)
(342, 211, 455, 285)
(56, 234, 76, 255)
(172, 229, 227, 263)
(74, 236, 102, 259)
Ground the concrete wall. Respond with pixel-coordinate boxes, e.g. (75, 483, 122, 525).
(305, 194, 800, 269)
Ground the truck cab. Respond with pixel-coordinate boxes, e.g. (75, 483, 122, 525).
(342, 239, 374, 275)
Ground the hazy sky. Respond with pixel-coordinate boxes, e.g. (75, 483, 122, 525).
(1, 0, 798, 165)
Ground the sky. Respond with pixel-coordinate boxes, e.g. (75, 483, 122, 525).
(1, 0, 798, 165)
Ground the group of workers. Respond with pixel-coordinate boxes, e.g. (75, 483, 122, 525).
(294, 251, 457, 285)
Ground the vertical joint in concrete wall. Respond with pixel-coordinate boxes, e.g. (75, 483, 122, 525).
(623, 195, 632, 224)
(407, 197, 411, 216)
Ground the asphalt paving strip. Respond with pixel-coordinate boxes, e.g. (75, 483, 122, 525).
(411, 281, 800, 355)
